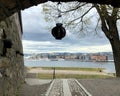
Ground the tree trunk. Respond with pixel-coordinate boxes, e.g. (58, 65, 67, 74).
(109, 37, 120, 77)
(98, 6, 120, 77)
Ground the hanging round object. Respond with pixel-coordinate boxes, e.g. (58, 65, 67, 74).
(51, 23, 66, 40)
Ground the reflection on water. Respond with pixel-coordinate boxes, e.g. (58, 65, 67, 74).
(25, 60, 115, 73)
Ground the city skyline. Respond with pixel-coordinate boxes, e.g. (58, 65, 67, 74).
(25, 52, 113, 62)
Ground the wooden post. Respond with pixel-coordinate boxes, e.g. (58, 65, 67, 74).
(53, 67, 56, 79)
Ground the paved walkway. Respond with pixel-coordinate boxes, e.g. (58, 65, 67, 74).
(63, 79, 72, 96)
(20, 78, 51, 96)
(25, 78, 52, 85)
(20, 78, 120, 96)
(46, 78, 120, 96)
(78, 78, 120, 96)
(46, 79, 90, 96)
(1, 78, 120, 96)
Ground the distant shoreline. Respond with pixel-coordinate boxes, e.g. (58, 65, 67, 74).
(25, 59, 114, 62)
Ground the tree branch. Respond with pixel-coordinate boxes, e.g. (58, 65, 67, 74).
(60, 3, 87, 13)
(112, 8, 119, 21)
(94, 4, 112, 39)
(50, 0, 120, 7)
(64, 6, 94, 27)
(80, 6, 94, 20)
(95, 18, 100, 32)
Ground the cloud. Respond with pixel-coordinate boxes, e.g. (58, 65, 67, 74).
(22, 4, 48, 33)
(22, 40, 112, 54)
(21, 3, 112, 54)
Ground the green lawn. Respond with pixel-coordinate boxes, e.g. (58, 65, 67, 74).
(27, 67, 115, 79)
(36, 73, 114, 79)
(30, 67, 105, 72)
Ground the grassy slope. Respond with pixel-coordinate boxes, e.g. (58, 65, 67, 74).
(30, 67, 104, 72)
(27, 67, 115, 79)
(37, 73, 114, 79)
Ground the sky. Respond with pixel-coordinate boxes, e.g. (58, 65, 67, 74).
(21, 2, 112, 54)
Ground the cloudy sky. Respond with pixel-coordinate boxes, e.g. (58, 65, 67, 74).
(21, 2, 112, 54)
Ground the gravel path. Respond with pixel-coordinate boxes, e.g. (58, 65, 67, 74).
(68, 79, 90, 96)
(1, 78, 120, 96)
(46, 79, 90, 96)
(47, 79, 64, 96)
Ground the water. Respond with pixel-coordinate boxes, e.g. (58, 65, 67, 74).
(25, 60, 115, 73)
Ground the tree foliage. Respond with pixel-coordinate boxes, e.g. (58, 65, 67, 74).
(42, 2, 120, 77)
(42, 2, 120, 37)
(42, 1, 99, 37)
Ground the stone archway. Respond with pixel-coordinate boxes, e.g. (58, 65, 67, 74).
(0, 0, 119, 22)
(0, 13, 25, 96)
(0, 0, 119, 96)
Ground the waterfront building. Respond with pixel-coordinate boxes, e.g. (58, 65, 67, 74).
(90, 55, 107, 61)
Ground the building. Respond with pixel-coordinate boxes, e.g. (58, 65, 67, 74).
(90, 55, 107, 61)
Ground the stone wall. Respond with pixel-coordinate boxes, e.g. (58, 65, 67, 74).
(0, 12, 24, 96)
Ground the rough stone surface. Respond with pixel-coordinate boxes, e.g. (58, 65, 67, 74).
(0, 0, 119, 22)
(0, 13, 24, 96)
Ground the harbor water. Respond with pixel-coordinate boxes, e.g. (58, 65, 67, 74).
(25, 60, 115, 73)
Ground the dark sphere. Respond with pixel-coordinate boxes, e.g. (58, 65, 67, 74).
(52, 23, 66, 40)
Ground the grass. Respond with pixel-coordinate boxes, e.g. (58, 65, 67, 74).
(36, 73, 114, 79)
(30, 67, 105, 72)
(27, 67, 114, 79)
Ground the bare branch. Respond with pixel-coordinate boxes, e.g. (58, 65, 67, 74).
(94, 4, 109, 28)
(80, 6, 94, 20)
(94, 4, 112, 39)
(95, 18, 100, 32)
(60, 3, 87, 13)
(65, 16, 81, 27)
(65, 6, 94, 27)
